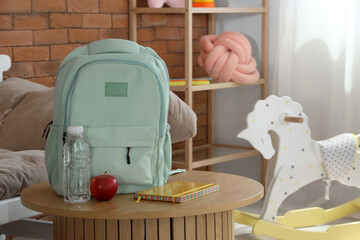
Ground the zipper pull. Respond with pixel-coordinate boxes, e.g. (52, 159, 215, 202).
(126, 147, 131, 164)
(42, 120, 53, 139)
(63, 132, 67, 145)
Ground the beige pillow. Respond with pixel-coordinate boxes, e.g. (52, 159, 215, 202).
(168, 91, 197, 143)
(0, 78, 47, 115)
(0, 149, 47, 200)
(0, 88, 54, 151)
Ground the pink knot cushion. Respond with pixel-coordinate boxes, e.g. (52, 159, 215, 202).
(148, 0, 184, 8)
(198, 31, 260, 84)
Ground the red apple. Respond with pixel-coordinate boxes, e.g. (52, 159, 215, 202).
(90, 172, 118, 201)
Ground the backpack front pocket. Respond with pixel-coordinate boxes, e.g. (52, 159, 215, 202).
(86, 126, 157, 187)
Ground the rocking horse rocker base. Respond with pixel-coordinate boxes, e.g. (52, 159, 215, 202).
(236, 95, 360, 240)
(235, 196, 360, 240)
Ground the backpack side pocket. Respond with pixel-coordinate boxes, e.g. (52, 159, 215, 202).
(45, 124, 61, 194)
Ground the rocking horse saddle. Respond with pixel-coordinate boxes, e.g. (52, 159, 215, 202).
(318, 133, 358, 181)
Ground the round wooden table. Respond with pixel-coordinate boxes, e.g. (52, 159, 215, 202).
(21, 170, 263, 240)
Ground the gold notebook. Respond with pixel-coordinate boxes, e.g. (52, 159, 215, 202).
(134, 181, 219, 203)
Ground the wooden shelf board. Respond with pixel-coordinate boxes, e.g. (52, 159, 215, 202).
(212, 144, 253, 150)
(172, 149, 260, 169)
(173, 144, 212, 156)
(172, 145, 260, 169)
(133, 7, 185, 14)
(192, 7, 266, 14)
(170, 78, 265, 92)
(133, 7, 266, 14)
(173, 143, 252, 156)
(192, 149, 260, 168)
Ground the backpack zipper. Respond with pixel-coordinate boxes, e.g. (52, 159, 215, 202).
(126, 147, 131, 164)
(63, 60, 166, 140)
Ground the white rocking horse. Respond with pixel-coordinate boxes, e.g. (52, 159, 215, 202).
(235, 95, 360, 240)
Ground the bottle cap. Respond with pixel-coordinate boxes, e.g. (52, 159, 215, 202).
(67, 126, 84, 134)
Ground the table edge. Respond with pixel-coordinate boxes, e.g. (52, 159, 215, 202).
(21, 171, 264, 219)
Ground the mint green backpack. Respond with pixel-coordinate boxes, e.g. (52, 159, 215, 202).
(45, 39, 172, 195)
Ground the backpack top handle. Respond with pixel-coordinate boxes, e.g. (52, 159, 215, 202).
(88, 39, 140, 55)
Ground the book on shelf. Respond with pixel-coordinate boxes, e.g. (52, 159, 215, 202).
(169, 78, 211, 86)
(134, 181, 219, 203)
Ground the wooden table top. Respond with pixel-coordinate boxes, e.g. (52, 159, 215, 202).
(21, 170, 263, 220)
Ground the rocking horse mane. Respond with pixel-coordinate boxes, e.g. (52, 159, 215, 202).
(245, 95, 307, 129)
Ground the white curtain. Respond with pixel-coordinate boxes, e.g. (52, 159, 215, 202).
(270, 0, 360, 140)
(268, 0, 360, 218)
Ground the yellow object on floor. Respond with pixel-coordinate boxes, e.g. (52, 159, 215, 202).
(234, 197, 360, 240)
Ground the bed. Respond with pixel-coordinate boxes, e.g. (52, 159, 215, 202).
(0, 55, 53, 239)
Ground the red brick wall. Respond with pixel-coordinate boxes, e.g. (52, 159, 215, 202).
(0, 0, 208, 83)
(0, 0, 129, 86)
(0, 0, 209, 159)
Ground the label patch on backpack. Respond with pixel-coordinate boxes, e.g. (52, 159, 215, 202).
(105, 82, 128, 97)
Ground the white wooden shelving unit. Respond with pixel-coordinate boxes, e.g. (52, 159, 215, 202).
(129, 0, 268, 183)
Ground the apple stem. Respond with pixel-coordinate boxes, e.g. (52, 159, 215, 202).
(104, 171, 111, 175)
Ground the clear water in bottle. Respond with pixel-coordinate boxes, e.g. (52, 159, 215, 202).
(63, 126, 90, 203)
